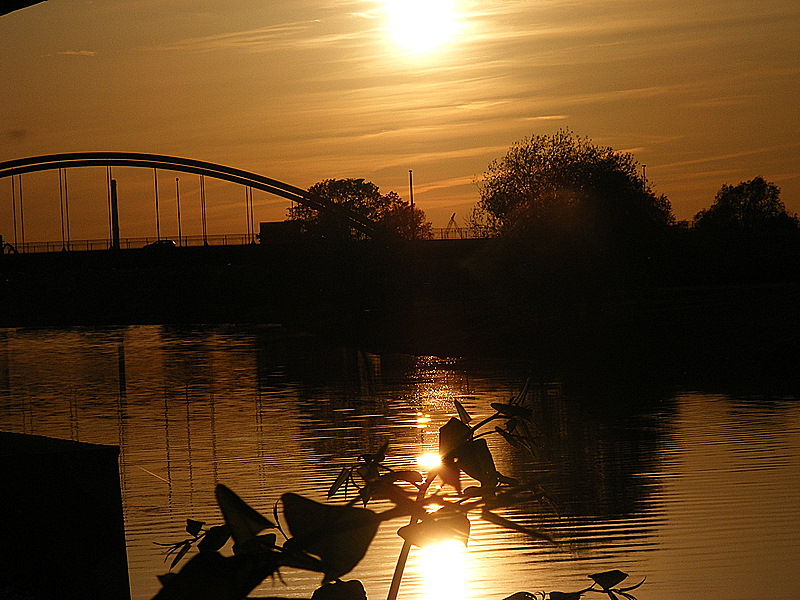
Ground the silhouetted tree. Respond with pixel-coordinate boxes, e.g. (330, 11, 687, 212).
(288, 178, 431, 240)
(693, 177, 797, 234)
(470, 130, 673, 246)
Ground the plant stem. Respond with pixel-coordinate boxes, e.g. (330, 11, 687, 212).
(386, 539, 413, 600)
(386, 471, 437, 600)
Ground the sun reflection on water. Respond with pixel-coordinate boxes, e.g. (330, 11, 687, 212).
(417, 451, 442, 470)
(414, 539, 470, 600)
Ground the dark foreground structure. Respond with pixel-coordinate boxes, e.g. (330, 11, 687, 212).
(1, 236, 799, 388)
(0, 432, 131, 600)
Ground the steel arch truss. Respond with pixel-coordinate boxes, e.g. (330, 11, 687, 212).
(0, 152, 378, 237)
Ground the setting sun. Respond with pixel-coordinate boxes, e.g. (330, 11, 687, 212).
(384, 0, 459, 53)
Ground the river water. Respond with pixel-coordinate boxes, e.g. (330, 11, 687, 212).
(0, 324, 798, 600)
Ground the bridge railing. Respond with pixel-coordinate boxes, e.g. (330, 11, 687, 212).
(5, 228, 489, 254)
(7, 234, 258, 254)
(426, 227, 486, 240)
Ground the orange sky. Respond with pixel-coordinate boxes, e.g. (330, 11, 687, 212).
(1, 0, 798, 242)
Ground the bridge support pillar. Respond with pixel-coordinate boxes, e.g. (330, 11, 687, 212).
(110, 179, 120, 250)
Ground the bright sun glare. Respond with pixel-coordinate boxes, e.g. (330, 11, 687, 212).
(417, 452, 442, 469)
(385, 0, 459, 53)
(417, 540, 469, 600)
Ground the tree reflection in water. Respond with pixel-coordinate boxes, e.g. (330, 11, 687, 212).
(0, 325, 797, 600)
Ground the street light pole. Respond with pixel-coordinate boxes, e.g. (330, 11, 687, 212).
(408, 169, 415, 240)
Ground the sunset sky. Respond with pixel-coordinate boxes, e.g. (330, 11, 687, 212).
(1, 0, 798, 242)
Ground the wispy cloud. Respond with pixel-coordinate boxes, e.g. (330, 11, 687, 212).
(416, 174, 479, 194)
(159, 14, 379, 54)
(522, 115, 569, 121)
(658, 143, 800, 170)
(51, 50, 96, 57)
(679, 96, 756, 109)
(159, 20, 322, 52)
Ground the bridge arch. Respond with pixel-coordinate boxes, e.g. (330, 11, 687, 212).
(0, 152, 378, 237)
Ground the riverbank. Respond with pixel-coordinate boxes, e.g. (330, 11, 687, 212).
(1, 239, 798, 389)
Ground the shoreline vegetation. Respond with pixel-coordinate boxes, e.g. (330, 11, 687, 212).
(1, 235, 798, 390)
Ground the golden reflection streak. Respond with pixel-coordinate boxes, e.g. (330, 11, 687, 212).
(415, 540, 470, 600)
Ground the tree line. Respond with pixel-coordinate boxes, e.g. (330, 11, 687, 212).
(470, 129, 796, 240)
(289, 129, 796, 252)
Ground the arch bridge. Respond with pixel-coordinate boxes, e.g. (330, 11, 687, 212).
(0, 152, 378, 250)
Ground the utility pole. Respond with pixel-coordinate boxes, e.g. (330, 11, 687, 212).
(408, 169, 415, 240)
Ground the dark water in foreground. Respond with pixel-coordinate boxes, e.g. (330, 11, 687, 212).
(0, 324, 798, 600)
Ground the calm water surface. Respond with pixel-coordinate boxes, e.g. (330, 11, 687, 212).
(0, 325, 798, 600)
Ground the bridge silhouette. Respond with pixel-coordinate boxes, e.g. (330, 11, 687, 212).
(0, 151, 380, 251)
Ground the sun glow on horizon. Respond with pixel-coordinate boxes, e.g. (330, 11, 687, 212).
(385, 0, 460, 54)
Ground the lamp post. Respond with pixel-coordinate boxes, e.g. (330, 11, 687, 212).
(408, 169, 415, 240)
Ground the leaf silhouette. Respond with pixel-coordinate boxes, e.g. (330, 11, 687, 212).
(197, 525, 231, 553)
(480, 508, 553, 542)
(619, 577, 646, 592)
(215, 484, 277, 550)
(454, 438, 498, 488)
(462, 486, 483, 498)
(153, 549, 281, 600)
(495, 426, 522, 449)
(328, 467, 351, 498)
(502, 593, 542, 600)
(397, 511, 470, 547)
(490, 402, 532, 421)
(454, 400, 472, 424)
(170, 541, 193, 569)
(359, 441, 389, 465)
(281, 492, 381, 581)
(589, 570, 628, 590)
(439, 418, 472, 457)
(312, 579, 367, 600)
(380, 470, 424, 485)
(185, 519, 205, 537)
(438, 459, 462, 492)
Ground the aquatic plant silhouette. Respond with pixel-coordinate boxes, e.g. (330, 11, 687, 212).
(151, 381, 643, 600)
(503, 570, 645, 600)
